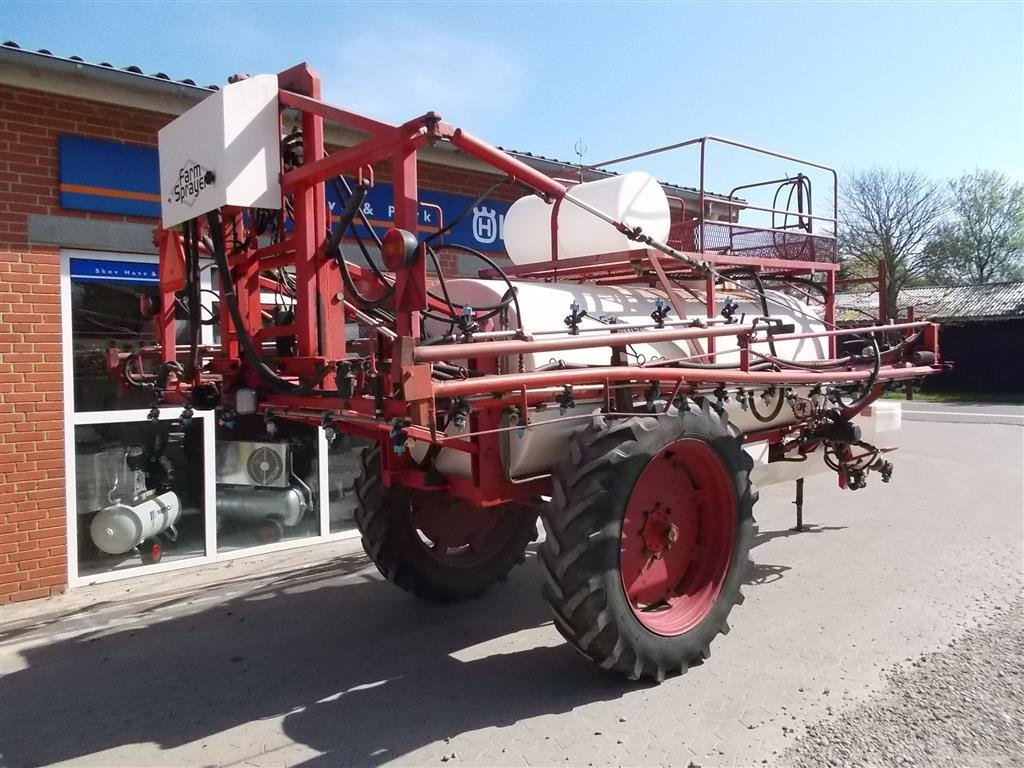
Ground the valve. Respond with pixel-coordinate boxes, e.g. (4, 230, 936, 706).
(564, 302, 587, 336)
(456, 305, 479, 339)
(557, 385, 576, 415)
(712, 384, 730, 411)
(644, 383, 661, 413)
(761, 385, 778, 404)
(264, 409, 277, 436)
(218, 406, 236, 430)
(178, 404, 194, 430)
(674, 394, 689, 416)
(390, 419, 409, 455)
(736, 387, 750, 411)
(505, 406, 526, 439)
(451, 398, 472, 430)
(336, 361, 357, 399)
(650, 298, 670, 329)
(720, 296, 740, 324)
(322, 415, 337, 446)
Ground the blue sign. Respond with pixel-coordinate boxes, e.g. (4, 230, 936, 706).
(59, 135, 511, 251)
(70, 258, 158, 285)
(59, 135, 161, 218)
(326, 184, 510, 252)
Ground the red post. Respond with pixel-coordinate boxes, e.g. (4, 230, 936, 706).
(825, 268, 837, 357)
(877, 259, 889, 326)
(905, 305, 915, 400)
(705, 273, 717, 361)
(392, 150, 423, 338)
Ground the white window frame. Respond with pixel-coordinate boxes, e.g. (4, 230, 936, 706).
(60, 249, 355, 590)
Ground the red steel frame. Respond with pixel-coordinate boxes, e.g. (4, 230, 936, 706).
(146, 63, 945, 508)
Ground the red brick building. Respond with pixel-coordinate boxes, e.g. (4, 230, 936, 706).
(0, 43, 710, 602)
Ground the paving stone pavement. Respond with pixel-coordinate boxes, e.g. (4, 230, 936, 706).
(1, 419, 1021, 767)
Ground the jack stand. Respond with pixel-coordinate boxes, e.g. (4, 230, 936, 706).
(791, 478, 805, 532)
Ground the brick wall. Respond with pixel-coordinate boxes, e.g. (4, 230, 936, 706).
(0, 82, 530, 602)
(0, 85, 171, 602)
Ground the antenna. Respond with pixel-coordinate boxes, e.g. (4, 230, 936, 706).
(574, 137, 588, 183)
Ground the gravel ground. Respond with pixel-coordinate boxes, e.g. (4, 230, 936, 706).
(783, 600, 1023, 768)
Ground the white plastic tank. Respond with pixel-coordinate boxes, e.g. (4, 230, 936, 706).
(503, 172, 671, 264)
(419, 279, 831, 480)
(90, 491, 181, 555)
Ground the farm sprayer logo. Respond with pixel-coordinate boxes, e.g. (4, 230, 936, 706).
(173, 160, 213, 207)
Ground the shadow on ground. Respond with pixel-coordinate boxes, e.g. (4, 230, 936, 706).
(0, 553, 638, 767)
(1, 516, 827, 767)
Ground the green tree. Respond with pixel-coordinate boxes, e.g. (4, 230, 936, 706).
(923, 170, 1024, 284)
(839, 168, 947, 321)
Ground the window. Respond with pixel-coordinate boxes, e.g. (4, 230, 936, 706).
(62, 250, 358, 587)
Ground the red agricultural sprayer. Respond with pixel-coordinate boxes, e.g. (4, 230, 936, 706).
(106, 64, 944, 680)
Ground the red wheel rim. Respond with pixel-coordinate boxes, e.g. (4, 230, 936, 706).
(409, 495, 524, 568)
(620, 439, 736, 636)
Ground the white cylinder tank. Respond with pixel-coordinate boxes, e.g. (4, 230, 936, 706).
(503, 172, 671, 265)
(90, 491, 181, 555)
(420, 279, 831, 481)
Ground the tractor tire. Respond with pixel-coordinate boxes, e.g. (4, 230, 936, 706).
(540, 400, 757, 681)
(355, 445, 538, 603)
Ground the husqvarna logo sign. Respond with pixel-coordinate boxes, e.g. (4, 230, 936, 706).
(472, 206, 501, 244)
(173, 160, 210, 207)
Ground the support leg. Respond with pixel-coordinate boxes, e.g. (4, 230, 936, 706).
(791, 477, 805, 532)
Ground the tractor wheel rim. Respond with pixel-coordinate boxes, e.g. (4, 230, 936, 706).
(620, 438, 736, 636)
(410, 496, 523, 568)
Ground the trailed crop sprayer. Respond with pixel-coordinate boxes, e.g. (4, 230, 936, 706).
(109, 64, 945, 680)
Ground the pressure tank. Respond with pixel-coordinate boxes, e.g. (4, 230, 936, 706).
(90, 491, 181, 555)
(503, 172, 671, 264)
(216, 485, 307, 527)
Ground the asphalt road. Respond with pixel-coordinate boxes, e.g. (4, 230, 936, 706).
(1, 415, 1021, 768)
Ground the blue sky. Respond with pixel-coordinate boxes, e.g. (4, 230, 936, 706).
(3, 0, 1022, 202)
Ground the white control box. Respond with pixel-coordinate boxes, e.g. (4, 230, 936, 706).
(158, 74, 282, 227)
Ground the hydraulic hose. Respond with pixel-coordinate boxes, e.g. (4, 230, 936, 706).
(206, 212, 310, 395)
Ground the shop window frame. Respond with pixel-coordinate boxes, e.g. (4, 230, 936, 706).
(60, 249, 355, 590)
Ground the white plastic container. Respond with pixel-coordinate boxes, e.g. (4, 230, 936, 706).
(503, 172, 671, 264)
(419, 278, 831, 481)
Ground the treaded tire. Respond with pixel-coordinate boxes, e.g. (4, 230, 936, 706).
(355, 445, 538, 603)
(539, 399, 758, 681)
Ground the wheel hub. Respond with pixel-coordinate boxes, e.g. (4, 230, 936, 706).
(640, 505, 679, 555)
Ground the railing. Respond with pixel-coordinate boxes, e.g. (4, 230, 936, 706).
(586, 135, 840, 265)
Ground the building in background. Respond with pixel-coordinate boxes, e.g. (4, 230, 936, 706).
(0, 43, 734, 601)
(836, 282, 1024, 394)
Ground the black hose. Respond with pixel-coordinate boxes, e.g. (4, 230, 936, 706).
(833, 333, 881, 410)
(424, 178, 510, 245)
(726, 268, 778, 357)
(324, 185, 397, 310)
(206, 212, 310, 395)
(644, 359, 776, 371)
(183, 220, 202, 377)
(425, 246, 459, 318)
(761, 274, 828, 298)
(331, 177, 516, 318)
(429, 244, 524, 332)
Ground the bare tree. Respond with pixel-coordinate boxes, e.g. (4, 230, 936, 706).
(922, 170, 1024, 284)
(839, 168, 947, 320)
